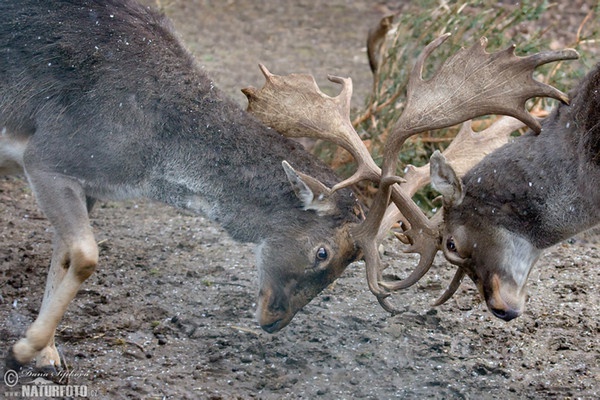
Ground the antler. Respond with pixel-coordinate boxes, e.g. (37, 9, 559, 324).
(242, 65, 382, 188)
(243, 34, 578, 313)
(390, 35, 576, 140)
(398, 116, 527, 198)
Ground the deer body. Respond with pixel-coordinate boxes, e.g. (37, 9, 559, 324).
(432, 63, 600, 320)
(1, 0, 360, 370)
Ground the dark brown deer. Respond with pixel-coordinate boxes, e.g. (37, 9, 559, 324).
(429, 62, 600, 321)
(1, 0, 364, 370)
(1, 0, 577, 373)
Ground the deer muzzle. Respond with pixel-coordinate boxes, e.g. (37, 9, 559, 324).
(256, 286, 294, 333)
(484, 274, 525, 322)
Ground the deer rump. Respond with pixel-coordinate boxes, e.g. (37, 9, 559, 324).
(1, 0, 362, 372)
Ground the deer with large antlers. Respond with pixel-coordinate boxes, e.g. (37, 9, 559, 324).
(430, 62, 600, 321)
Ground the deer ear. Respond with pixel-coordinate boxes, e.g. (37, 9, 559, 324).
(282, 161, 336, 215)
(430, 150, 465, 207)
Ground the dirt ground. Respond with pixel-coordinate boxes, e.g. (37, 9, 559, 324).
(1, 1, 599, 399)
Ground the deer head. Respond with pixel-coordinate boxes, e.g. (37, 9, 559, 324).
(430, 149, 546, 319)
(243, 34, 578, 314)
(254, 160, 362, 332)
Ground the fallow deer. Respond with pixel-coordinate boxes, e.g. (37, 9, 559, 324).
(1, 0, 364, 371)
(429, 62, 600, 321)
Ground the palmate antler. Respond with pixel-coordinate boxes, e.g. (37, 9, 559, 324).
(243, 33, 578, 312)
(242, 65, 382, 188)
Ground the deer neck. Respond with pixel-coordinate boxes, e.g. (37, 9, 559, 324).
(462, 101, 600, 249)
(142, 85, 352, 243)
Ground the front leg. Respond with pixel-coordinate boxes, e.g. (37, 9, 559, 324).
(6, 172, 98, 371)
(28, 239, 70, 371)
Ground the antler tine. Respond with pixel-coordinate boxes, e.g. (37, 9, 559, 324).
(406, 33, 451, 103)
(327, 75, 352, 118)
(258, 63, 274, 80)
(519, 48, 580, 105)
(381, 33, 452, 158)
(243, 65, 382, 187)
(380, 210, 443, 291)
(431, 268, 466, 306)
(361, 178, 395, 300)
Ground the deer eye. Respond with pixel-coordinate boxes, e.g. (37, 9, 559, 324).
(446, 237, 457, 253)
(316, 247, 328, 262)
(443, 236, 470, 267)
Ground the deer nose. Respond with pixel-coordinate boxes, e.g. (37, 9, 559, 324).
(490, 306, 521, 321)
(260, 319, 284, 333)
(256, 289, 290, 333)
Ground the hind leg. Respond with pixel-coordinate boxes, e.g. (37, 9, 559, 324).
(7, 173, 98, 370)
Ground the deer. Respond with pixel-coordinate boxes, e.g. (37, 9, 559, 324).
(1, 0, 364, 371)
(1, 0, 577, 373)
(428, 62, 600, 321)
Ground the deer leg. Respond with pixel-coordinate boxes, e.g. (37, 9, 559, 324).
(31, 237, 78, 370)
(7, 173, 98, 371)
(35, 196, 97, 369)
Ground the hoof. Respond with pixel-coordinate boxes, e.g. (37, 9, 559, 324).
(5, 347, 25, 372)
